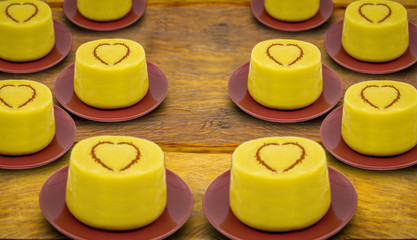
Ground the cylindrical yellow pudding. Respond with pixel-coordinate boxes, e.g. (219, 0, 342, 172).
(77, 0, 132, 22)
(74, 39, 148, 109)
(230, 136, 331, 232)
(264, 0, 320, 22)
(0, 0, 55, 62)
(342, 80, 417, 156)
(248, 39, 323, 110)
(0, 80, 55, 155)
(342, 0, 408, 62)
(66, 136, 167, 230)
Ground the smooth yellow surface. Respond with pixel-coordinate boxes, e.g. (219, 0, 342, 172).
(230, 136, 331, 232)
(342, 0, 408, 62)
(74, 39, 148, 109)
(77, 0, 132, 21)
(264, 0, 319, 22)
(0, 0, 54, 62)
(66, 136, 167, 230)
(342, 80, 417, 156)
(0, 80, 55, 155)
(248, 39, 323, 110)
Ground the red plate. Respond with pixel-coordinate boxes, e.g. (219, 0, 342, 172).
(63, 0, 146, 31)
(250, 0, 334, 32)
(228, 62, 342, 123)
(320, 106, 417, 170)
(0, 106, 76, 169)
(203, 167, 357, 240)
(325, 21, 417, 74)
(0, 20, 72, 74)
(39, 166, 193, 240)
(54, 62, 168, 122)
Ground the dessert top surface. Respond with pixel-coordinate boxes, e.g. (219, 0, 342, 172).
(70, 136, 164, 176)
(0, 80, 52, 112)
(345, 0, 407, 25)
(250, 39, 321, 69)
(75, 39, 146, 68)
(344, 80, 417, 111)
(232, 136, 326, 177)
(0, 0, 52, 25)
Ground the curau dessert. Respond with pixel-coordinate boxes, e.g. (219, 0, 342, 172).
(66, 135, 167, 230)
(230, 136, 331, 231)
(0, 0, 55, 62)
(342, 80, 417, 156)
(77, 0, 132, 22)
(248, 39, 323, 110)
(74, 39, 148, 109)
(264, 0, 320, 22)
(342, 0, 409, 62)
(0, 80, 55, 155)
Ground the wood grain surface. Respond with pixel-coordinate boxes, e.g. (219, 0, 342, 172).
(1, 1, 417, 239)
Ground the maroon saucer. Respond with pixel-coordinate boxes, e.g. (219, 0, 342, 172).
(0, 20, 72, 74)
(320, 106, 417, 170)
(39, 166, 193, 240)
(63, 0, 146, 31)
(325, 21, 417, 74)
(250, 0, 334, 32)
(54, 62, 168, 122)
(203, 167, 357, 240)
(228, 62, 342, 123)
(0, 106, 76, 170)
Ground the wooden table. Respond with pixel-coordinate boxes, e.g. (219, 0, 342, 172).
(1, 0, 417, 239)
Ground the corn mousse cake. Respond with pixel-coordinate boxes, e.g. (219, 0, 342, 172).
(0, 80, 55, 155)
(342, 0, 409, 62)
(342, 80, 417, 156)
(66, 136, 167, 230)
(248, 39, 323, 110)
(264, 0, 320, 22)
(77, 0, 132, 22)
(0, 0, 55, 62)
(74, 39, 148, 109)
(230, 136, 331, 231)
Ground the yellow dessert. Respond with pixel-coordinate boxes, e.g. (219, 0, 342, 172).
(66, 136, 167, 230)
(248, 39, 323, 110)
(230, 136, 331, 232)
(0, 80, 55, 155)
(264, 0, 320, 22)
(74, 39, 148, 109)
(0, 0, 55, 62)
(77, 0, 132, 22)
(342, 80, 417, 156)
(342, 0, 408, 62)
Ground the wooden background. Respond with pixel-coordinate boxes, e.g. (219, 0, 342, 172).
(1, 0, 417, 239)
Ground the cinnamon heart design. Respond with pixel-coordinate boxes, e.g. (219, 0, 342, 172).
(5, 2, 39, 23)
(91, 141, 141, 172)
(255, 142, 306, 173)
(0, 84, 36, 108)
(93, 43, 131, 66)
(361, 85, 401, 109)
(266, 43, 304, 66)
(359, 3, 392, 23)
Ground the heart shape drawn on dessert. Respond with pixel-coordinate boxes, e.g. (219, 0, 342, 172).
(360, 84, 401, 109)
(0, 84, 36, 109)
(93, 43, 131, 66)
(91, 141, 141, 172)
(358, 3, 392, 23)
(266, 43, 304, 66)
(255, 142, 306, 173)
(5, 2, 39, 23)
